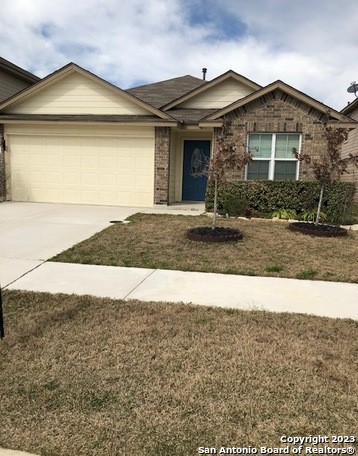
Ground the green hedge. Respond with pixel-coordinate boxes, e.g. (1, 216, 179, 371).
(205, 180, 356, 223)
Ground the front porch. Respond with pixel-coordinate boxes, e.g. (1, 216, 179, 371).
(154, 127, 214, 205)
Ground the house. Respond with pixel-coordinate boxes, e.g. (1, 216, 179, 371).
(0, 56, 40, 103)
(0, 62, 356, 207)
(341, 97, 358, 204)
(0, 57, 40, 200)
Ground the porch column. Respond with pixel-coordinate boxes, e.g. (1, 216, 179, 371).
(0, 124, 5, 201)
(154, 127, 171, 205)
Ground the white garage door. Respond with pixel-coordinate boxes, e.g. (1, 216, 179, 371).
(7, 126, 155, 207)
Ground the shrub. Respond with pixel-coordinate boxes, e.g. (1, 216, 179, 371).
(271, 208, 297, 220)
(205, 180, 355, 224)
(222, 194, 251, 217)
(300, 209, 328, 223)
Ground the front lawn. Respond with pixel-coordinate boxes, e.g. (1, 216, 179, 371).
(1, 290, 357, 456)
(51, 213, 358, 283)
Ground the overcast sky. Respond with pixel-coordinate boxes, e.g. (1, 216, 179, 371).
(1, 0, 357, 110)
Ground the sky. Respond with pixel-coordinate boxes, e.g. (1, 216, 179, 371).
(1, 0, 357, 110)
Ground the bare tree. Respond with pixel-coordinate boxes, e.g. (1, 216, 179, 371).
(293, 121, 358, 224)
(206, 120, 252, 229)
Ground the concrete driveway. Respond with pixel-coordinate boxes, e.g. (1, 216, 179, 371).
(0, 201, 204, 288)
(0, 202, 139, 287)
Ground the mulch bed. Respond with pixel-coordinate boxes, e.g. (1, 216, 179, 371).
(289, 222, 348, 237)
(187, 226, 243, 242)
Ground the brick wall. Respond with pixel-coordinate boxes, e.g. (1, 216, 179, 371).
(0, 124, 5, 201)
(154, 127, 171, 204)
(212, 89, 329, 181)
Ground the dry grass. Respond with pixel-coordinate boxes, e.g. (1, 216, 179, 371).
(52, 213, 358, 283)
(0, 290, 357, 456)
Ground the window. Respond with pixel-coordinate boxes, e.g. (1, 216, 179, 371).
(246, 133, 300, 180)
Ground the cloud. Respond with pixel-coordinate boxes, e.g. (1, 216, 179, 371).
(0, 0, 357, 109)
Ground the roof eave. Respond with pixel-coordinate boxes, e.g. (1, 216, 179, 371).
(0, 117, 178, 127)
(326, 120, 358, 129)
(0, 57, 40, 84)
(341, 98, 358, 116)
(198, 120, 223, 128)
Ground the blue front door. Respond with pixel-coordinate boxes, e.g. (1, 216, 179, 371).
(182, 140, 211, 201)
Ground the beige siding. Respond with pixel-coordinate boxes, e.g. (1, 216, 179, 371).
(178, 79, 255, 109)
(341, 108, 358, 203)
(7, 72, 152, 115)
(0, 70, 31, 102)
(6, 124, 155, 207)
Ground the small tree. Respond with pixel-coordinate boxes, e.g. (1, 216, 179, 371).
(206, 120, 252, 229)
(293, 122, 358, 224)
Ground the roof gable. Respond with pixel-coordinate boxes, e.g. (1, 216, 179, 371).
(204, 80, 352, 124)
(163, 70, 262, 110)
(0, 63, 173, 120)
(127, 75, 205, 108)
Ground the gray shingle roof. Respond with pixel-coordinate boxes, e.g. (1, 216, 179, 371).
(0, 56, 40, 83)
(127, 75, 206, 109)
(166, 108, 219, 123)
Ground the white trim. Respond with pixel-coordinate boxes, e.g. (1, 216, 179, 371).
(246, 132, 301, 180)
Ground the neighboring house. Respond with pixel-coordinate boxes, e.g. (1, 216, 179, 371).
(341, 98, 358, 204)
(0, 56, 40, 103)
(0, 62, 356, 207)
(0, 57, 40, 199)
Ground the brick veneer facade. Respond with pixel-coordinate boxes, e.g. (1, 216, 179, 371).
(154, 127, 171, 204)
(212, 89, 329, 180)
(0, 124, 5, 201)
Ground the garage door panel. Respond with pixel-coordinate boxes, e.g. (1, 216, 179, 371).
(64, 172, 80, 184)
(99, 190, 117, 204)
(99, 156, 117, 168)
(46, 188, 63, 202)
(81, 190, 99, 204)
(99, 173, 116, 186)
(9, 132, 154, 206)
(11, 153, 29, 167)
(31, 154, 44, 167)
(135, 175, 152, 190)
(63, 189, 80, 203)
(80, 156, 99, 167)
(117, 156, 135, 169)
(81, 173, 98, 185)
(46, 172, 63, 184)
(29, 171, 45, 183)
(46, 155, 63, 167)
(64, 156, 81, 167)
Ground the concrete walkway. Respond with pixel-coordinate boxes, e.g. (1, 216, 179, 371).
(6, 261, 358, 320)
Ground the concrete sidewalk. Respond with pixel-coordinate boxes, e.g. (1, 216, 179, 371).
(6, 261, 358, 320)
(0, 450, 39, 456)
